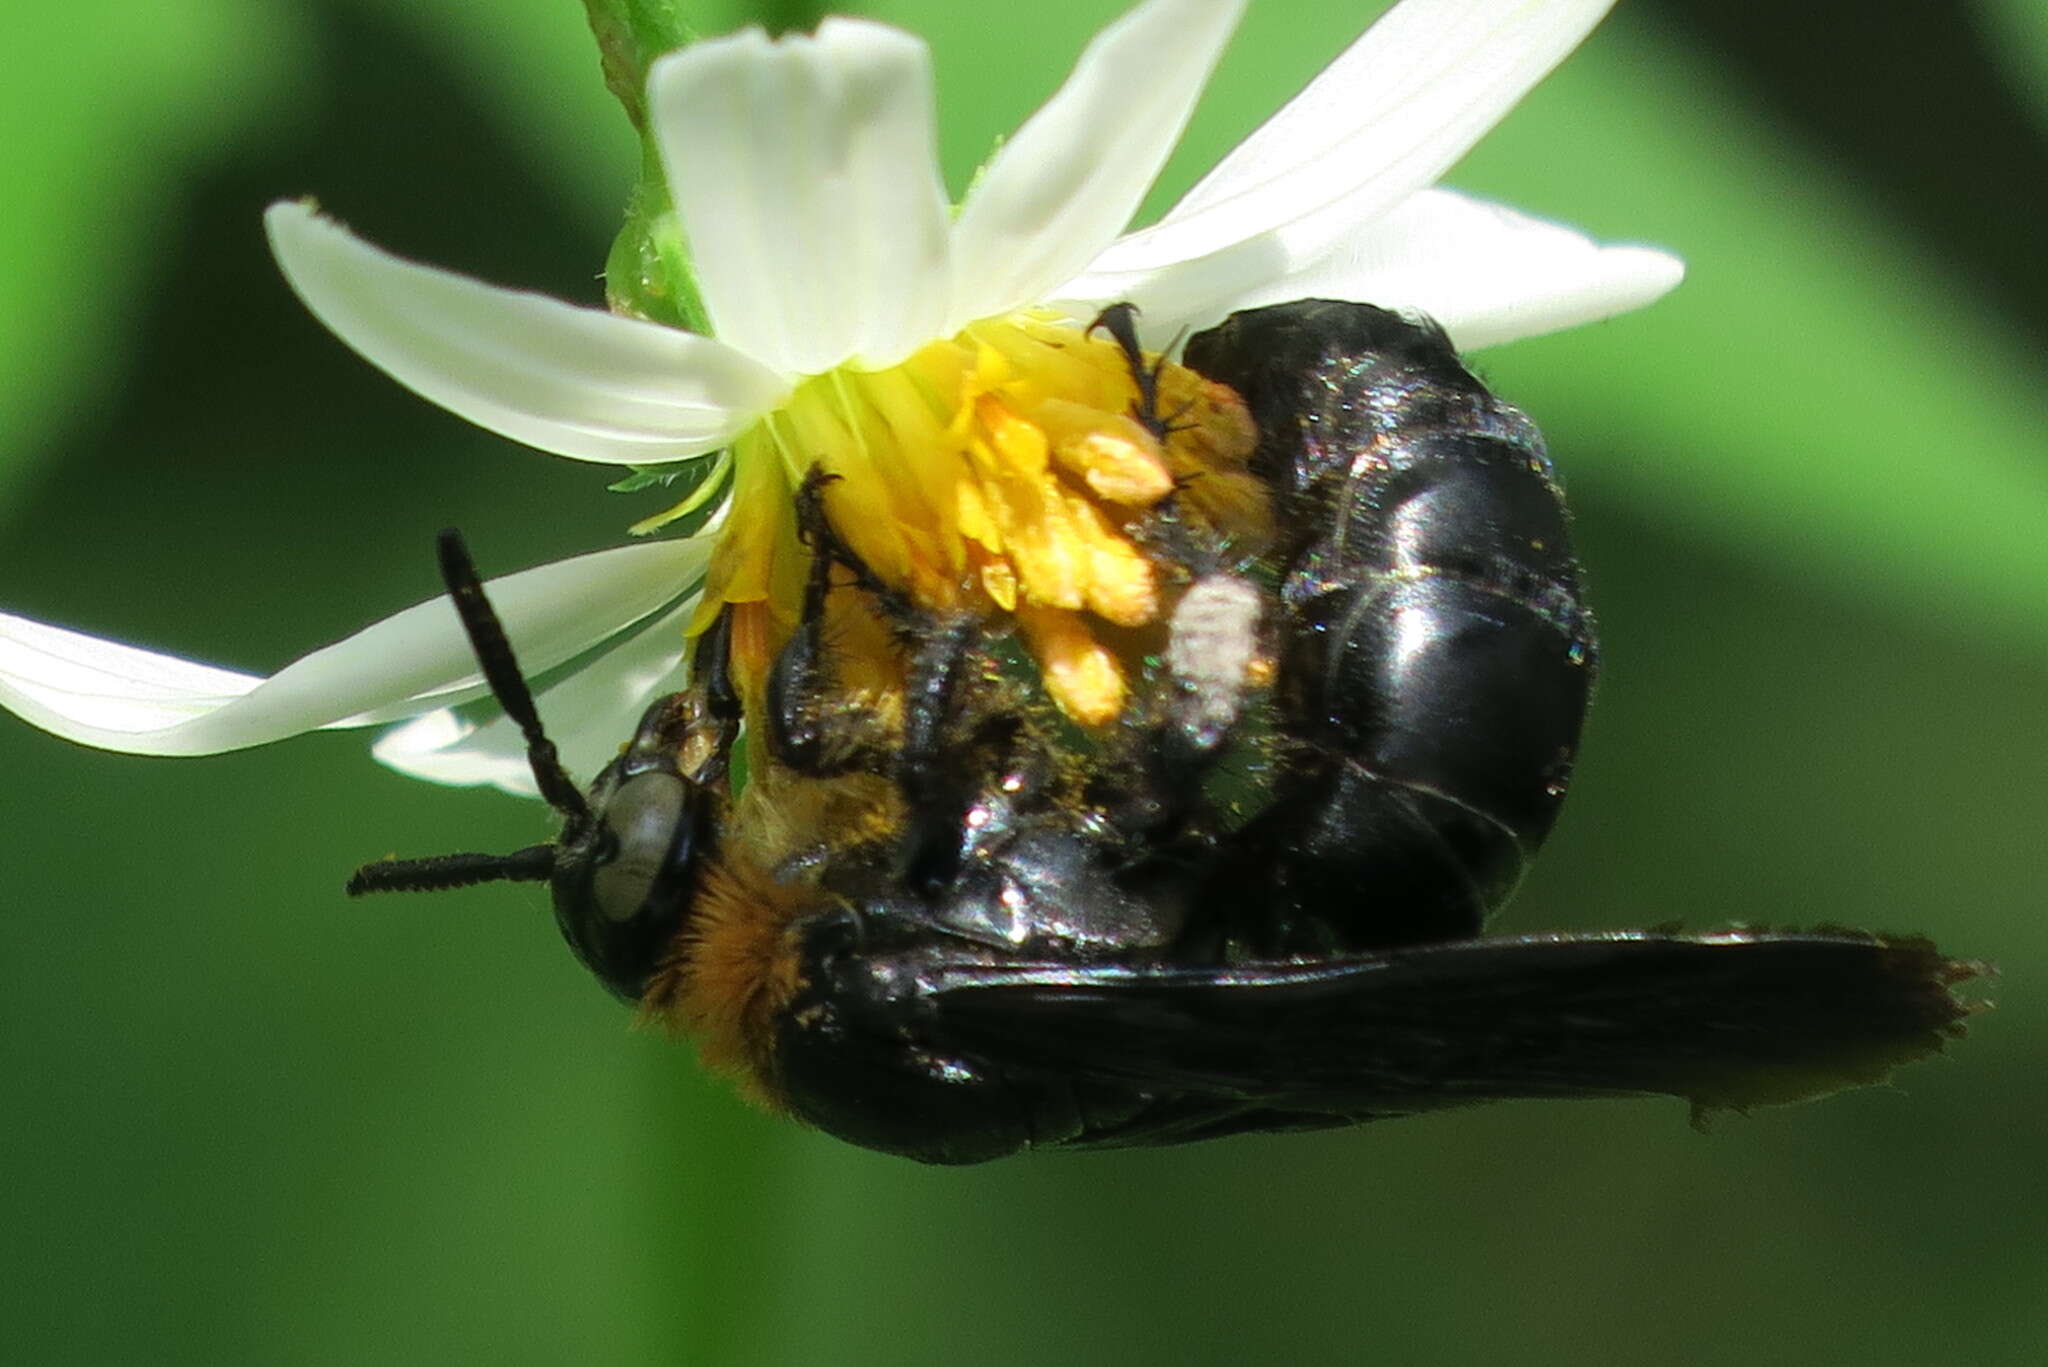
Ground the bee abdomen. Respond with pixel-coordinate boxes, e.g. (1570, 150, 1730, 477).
(1185, 300, 1596, 950)
(1292, 420, 1596, 842)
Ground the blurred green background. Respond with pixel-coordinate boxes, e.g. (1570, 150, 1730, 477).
(2, 1, 2042, 1362)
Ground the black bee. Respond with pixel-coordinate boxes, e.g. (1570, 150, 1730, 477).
(351, 300, 1979, 1164)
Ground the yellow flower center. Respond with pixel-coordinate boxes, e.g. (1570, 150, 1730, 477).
(651, 311, 1265, 725)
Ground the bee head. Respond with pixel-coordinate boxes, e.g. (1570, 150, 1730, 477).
(545, 684, 729, 1000)
(347, 531, 733, 1002)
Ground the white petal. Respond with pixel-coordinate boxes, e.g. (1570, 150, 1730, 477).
(0, 538, 710, 756)
(1085, 0, 1617, 277)
(945, 0, 1245, 330)
(1286, 190, 1686, 349)
(0, 617, 262, 739)
(372, 598, 697, 796)
(649, 19, 952, 375)
(1067, 187, 1683, 350)
(266, 202, 785, 465)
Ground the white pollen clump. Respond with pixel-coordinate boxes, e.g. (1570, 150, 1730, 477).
(1165, 573, 1264, 745)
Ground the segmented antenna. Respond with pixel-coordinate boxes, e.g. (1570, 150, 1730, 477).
(347, 845, 556, 896)
(433, 530, 591, 830)
(345, 529, 590, 897)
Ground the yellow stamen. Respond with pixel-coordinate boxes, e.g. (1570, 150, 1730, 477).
(1042, 401, 1174, 505)
(659, 310, 1264, 726)
(1065, 491, 1156, 628)
(1015, 601, 1126, 726)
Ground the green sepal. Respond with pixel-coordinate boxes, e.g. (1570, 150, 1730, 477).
(610, 452, 732, 543)
(586, 3, 831, 332)
(606, 464, 690, 494)
(584, 1, 708, 332)
(603, 141, 710, 332)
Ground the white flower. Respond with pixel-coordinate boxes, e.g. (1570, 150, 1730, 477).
(0, 0, 1680, 796)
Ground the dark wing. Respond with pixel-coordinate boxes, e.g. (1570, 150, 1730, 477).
(924, 929, 1983, 1126)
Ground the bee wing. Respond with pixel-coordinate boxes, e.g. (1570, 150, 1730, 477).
(925, 930, 1982, 1119)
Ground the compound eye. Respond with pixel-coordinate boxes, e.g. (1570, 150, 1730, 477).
(553, 768, 703, 1001)
(590, 771, 689, 923)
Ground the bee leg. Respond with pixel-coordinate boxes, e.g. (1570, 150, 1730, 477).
(1126, 482, 1220, 587)
(692, 603, 742, 727)
(1089, 304, 1218, 581)
(770, 467, 1034, 892)
(896, 616, 1029, 896)
(769, 466, 994, 797)
(681, 605, 743, 787)
(763, 468, 916, 776)
(1088, 302, 1170, 439)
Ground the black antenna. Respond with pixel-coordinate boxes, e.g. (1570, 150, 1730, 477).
(345, 530, 590, 898)
(347, 845, 557, 896)
(432, 529, 591, 830)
